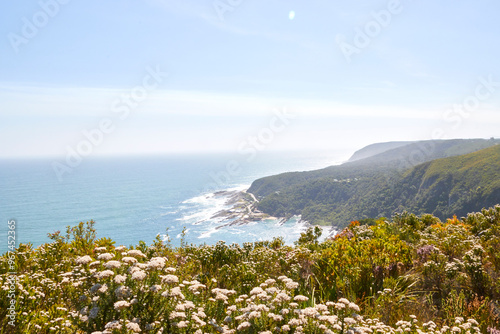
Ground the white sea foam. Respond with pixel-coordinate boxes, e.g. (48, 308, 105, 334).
(198, 227, 219, 239)
(177, 185, 251, 225)
(172, 183, 338, 246)
(182, 193, 213, 204)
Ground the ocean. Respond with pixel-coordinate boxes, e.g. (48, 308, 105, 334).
(0, 150, 350, 254)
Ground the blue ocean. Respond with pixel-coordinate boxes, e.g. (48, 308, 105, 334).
(0, 151, 349, 254)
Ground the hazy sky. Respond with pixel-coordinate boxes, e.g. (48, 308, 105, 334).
(1, 0, 499, 157)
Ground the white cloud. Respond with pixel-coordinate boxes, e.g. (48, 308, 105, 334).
(1, 83, 496, 158)
(0, 83, 449, 120)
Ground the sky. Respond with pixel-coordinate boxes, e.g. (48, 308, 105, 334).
(1, 0, 500, 158)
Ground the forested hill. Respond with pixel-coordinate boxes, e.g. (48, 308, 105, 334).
(248, 138, 500, 227)
(347, 141, 413, 162)
(248, 138, 499, 198)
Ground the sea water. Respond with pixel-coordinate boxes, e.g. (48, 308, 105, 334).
(0, 150, 350, 253)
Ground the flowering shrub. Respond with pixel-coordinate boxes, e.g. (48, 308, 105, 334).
(1, 205, 500, 333)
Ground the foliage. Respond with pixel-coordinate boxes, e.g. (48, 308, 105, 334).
(250, 142, 500, 228)
(1, 206, 500, 333)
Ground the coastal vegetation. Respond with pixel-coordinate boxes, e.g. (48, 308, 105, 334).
(249, 139, 500, 228)
(2, 205, 500, 333)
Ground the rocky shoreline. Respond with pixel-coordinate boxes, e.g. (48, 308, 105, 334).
(209, 189, 285, 229)
(208, 190, 338, 240)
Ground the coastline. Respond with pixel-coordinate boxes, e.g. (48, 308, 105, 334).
(209, 189, 339, 239)
(209, 189, 278, 229)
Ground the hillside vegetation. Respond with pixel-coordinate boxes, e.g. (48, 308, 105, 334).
(2, 207, 500, 333)
(347, 141, 413, 162)
(249, 139, 500, 227)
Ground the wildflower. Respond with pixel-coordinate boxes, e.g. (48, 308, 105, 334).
(269, 313, 284, 321)
(338, 298, 350, 305)
(76, 255, 93, 265)
(266, 287, 278, 294)
(461, 322, 471, 330)
(237, 322, 251, 330)
(148, 257, 166, 269)
(131, 270, 146, 281)
(303, 307, 318, 317)
(316, 304, 328, 312)
(161, 274, 179, 284)
(215, 292, 228, 301)
(150, 284, 162, 292)
(97, 253, 114, 261)
(115, 245, 127, 252)
(177, 321, 187, 328)
(286, 281, 299, 290)
(166, 287, 185, 299)
(249, 311, 261, 319)
(114, 274, 127, 284)
(250, 287, 264, 295)
(294, 295, 309, 302)
(280, 308, 290, 315)
(335, 302, 345, 310)
(96, 270, 114, 279)
(189, 283, 206, 292)
(114, 300, 130, 310)
(348, 302, 360, 312)
(170, 311, 186, 319)
(115, 285, 132, 299)
(104, 260, 121, 269)
(126, 322, 142, 332)
(98, 284, 108, 293)
(94, 246, 107, 252)
(122, 257, 138, 264)
(467, 319, 479, 326)
(127, 250, 146, 258)
(105, 320, 122, 330)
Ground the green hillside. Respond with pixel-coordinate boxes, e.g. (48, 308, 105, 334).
(347, 141, 413, 162)
(396, 144, 500, 218)
(250, 140, 500, 228)
(249, 138, 499, 199)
